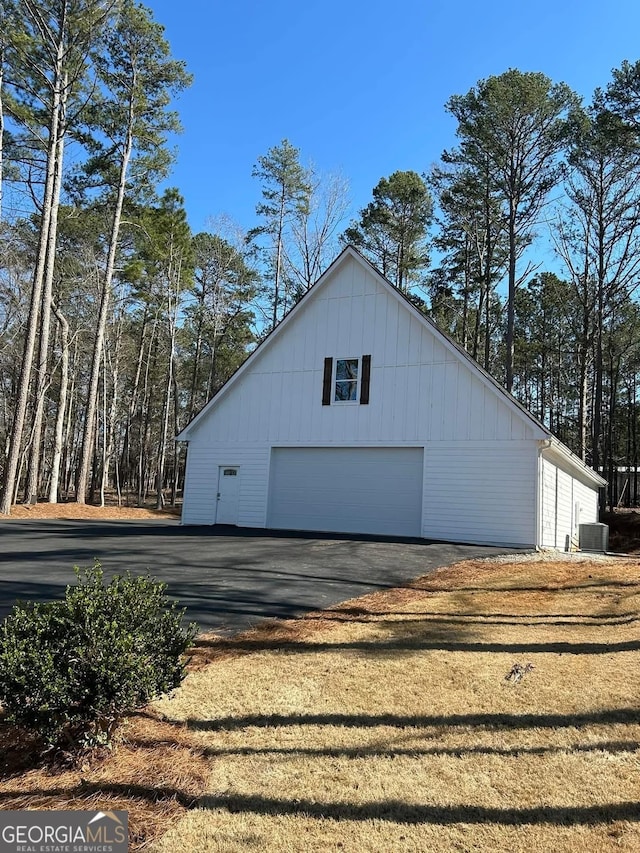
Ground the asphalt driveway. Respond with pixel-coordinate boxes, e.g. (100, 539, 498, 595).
(0, 521, 516, 634)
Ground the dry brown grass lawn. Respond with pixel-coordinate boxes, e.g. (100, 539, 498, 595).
(1, 554, 639, 852)
(146, 556, 640, 853)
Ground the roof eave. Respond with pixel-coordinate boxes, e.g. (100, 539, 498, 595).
(543, 438, 607, 487)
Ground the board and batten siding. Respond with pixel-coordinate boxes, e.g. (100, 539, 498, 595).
(186, 255, 543, 449)
(540, 453, 599, 549)
(422, 441, 538, 546)
(182, 445, 270, 526)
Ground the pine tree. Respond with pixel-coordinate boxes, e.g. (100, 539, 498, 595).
(250, 139, 311, 328)
(446, 69, 578, 392)
(343, 170, 432, 292)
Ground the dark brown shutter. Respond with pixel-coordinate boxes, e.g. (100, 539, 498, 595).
(360, 354, 371, 404)
(322, 357, 333, 405)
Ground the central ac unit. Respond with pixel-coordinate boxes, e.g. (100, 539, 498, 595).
(579, 523, 609, 553)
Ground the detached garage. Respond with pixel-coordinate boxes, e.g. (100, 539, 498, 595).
(177, 246, 605, 548)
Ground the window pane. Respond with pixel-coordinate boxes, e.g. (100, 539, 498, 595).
(335, 380, 357, 401)
(336, 359, 358, 380)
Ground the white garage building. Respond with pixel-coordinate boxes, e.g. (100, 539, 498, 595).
(177, 246, 605, 548)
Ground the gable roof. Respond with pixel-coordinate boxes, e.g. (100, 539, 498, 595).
(176, 246, 605, 487)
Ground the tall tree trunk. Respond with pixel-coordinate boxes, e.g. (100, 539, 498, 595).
(156, 351, 174, 509)
(101, 312, 122, 505)
(0, 27, 65, 515)
(461, 236, 470, 350)
(578, 338, 590, 462)
(481, 159, 495, 372)
(138, 317, 158, 505)
(625, 376, 632, 508)
(121, 309, 148, 491)
(76, 107, 134, 503)
(633, 375, 638, 505)
(63, 334, 79, 499)
(0, 40, 5, 223)
(591, 190, 606, 475)
(540, 299, 547, 423)
(26, 124, 66, 503)
(48, 302, 69, 503)
(397, 237, 405, 291)
(272, 188, 286, 327)
(484, 276, 491, 372)
(505, 201, 517, 393)
(187, 293, 204, 422)
(606, 353, 620, 510)
(156, 249, 181, 509)
(472, 286, 483, 362)
(171, 369, 180, 506)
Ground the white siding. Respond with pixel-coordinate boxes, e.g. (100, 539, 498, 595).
(574, 477, 599, 525)
(541, 458, 557, 547)
(540, 454, 599, 549)
(557, 468, 574, 547)
(421, 441, 538, 547)
(187, 254, 543, 449)
(182, 445, 270, 527)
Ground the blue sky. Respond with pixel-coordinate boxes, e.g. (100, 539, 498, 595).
(148, 0, 640, 237)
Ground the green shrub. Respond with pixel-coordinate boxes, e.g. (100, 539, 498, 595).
(0, 564, 197, 751)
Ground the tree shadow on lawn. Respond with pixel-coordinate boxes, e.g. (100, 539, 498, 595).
(423, 580, 640, 593)
(1, 776, 637, 830)
(328, 604, 640, 626)
(2, 709, 638, 846)
(0, 781, 197, 810)
(192, 632, 640, 657)
(187, 573, 640, 662)
(185, 707, 640, 733)
(198, 739, 640, 760)
(307, 608, 640, 627)
(196, 792, 640, 826)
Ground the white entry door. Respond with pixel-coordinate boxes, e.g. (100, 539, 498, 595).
(216, 466, 240, 524)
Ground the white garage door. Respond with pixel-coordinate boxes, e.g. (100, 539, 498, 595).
(267, 447, 424, 536)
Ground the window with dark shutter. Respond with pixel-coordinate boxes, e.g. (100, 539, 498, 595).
(360, 354, 371, 404)
(322, 357, 333, 405)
